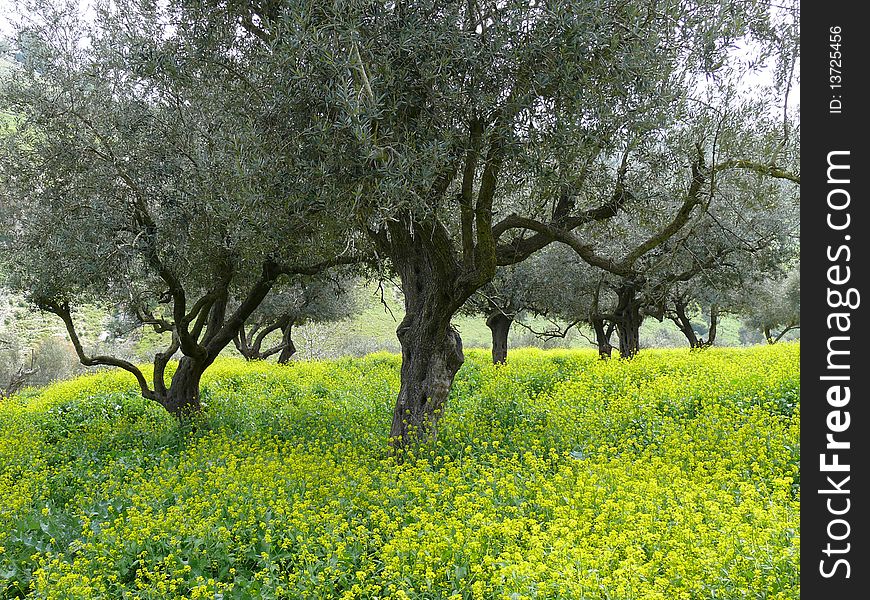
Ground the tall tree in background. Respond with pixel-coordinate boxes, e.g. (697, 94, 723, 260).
(462, 248, 612, 363)
(460, 260, 543, 365)
(526, 90, 799, 357)
(0, 1, 360, 418)
(466, 94, 800, 360)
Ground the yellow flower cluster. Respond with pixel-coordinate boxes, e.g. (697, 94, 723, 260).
(0, 344, 799, 599)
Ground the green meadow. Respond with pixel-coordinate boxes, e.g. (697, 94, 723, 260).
(1, 344, 799, 599)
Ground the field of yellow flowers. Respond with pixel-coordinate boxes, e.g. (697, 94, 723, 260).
(0, 344, 799, 599)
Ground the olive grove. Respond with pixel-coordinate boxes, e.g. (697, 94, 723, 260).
(1, 0, 800, 446)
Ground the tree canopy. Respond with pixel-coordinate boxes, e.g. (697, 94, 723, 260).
(0, 0, 362, 417)
(210, 0, 799, 444)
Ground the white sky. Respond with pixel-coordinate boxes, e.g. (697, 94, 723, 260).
(0, 1, 12, 37)
(0, 0, 25, 35)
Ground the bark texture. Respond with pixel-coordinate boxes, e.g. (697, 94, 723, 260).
(614, 284, 643, 358)
(160, 356, 207, 419)
(486, 310, 513, 364)
(377, 216, 491, 448)
(391, 313, 464, 445)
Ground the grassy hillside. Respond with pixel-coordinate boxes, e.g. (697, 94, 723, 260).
(0, 344, 799, 599)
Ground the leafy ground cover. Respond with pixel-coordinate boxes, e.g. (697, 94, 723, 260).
(0, 344, 799, 599)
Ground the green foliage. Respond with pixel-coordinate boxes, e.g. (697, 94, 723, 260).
(1, 345, 799, 598)
(741, 268, 800, 343)
(0, 0, 364, 413)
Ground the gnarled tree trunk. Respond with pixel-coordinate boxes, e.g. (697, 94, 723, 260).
(388, 260, 466, 446)
(670, 301, 718, 349)
(614, 284, 643, 358)
(391, 310, 464, 445)
(381, 216, 487, 449)
(159, 356, 207, 419)
(233, 326, 258, 360)
(590, 317, 614, 359)
(1, 351, 38, 400)
(235, 314, 295, 362)
(43, 257, 350, 422)
(277, 323, 296, 363)
(486, 310, 513, 364)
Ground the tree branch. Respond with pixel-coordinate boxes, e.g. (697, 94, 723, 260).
(204, 254, 361, 358)
(493, 181, 631, 266)
(713, 159, 800, 184)
(460, 118, 483, 268)
(39, 299, 154, 400)
(134, 305, 173, 333)
(251, 315, 291, 355)
(618, 155, 707, 268)
(514, 317, 583, 341)
(493, 215, 630, 275)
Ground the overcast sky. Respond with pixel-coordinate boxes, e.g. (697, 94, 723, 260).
(0, 1, 11, 37)
(0, 0, 19, 36)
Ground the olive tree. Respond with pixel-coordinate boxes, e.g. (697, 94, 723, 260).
(0, 1, 360, 418)
(199, 0, 802, 444)
(654, 244, 800, 349)
(540, 92, 798, 357)
(0, 331, 38, 400)
(472, 95, 800, 359)
(460, 259, 546, 364)
(4, 0, 799, 442)
(234, 274, 361, 363)
(740, 266, 800, 344)
(462, 247, 611, 362)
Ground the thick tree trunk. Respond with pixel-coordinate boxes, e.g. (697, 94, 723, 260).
(617, 319, 641, 358)
(679, 322, 700, 348)
(391, 312, 464, 447)
(486, 310, 513, 364)
(590, 317, 614, 359)
(277, 323, 296, 364)
(387, 239, 472, 448)
(160, 356, 206, 420)
(614, 285, 643, 358)
(375, 214, 493, 449)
